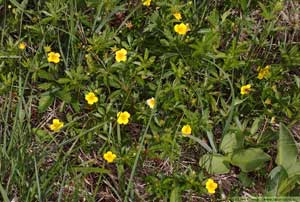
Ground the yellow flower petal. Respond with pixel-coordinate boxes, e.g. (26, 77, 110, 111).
(142, 0, 151, 6)
(205, 178, 218, 194)
(115, 48, 127, 62)
(85, 92, 98, 105)
(18, 42, 26, 50)
(240, 84, 251, 95)
(257, 65, 271, 80)
(174, 23, 189, 35)
(146, 97, 155, 109)
(173, 12, 182, 20)
(117, 111, 131, 125)
(47, 52, 61, 63)
(50, 118, 64, 132)
(181, 124, 192, 136)
(103, 151, 117, 163)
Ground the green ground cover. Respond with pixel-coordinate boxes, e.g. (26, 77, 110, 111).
(0, 0, 300, 201)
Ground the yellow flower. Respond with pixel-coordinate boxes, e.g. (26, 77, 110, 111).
(240, 84, 251, 95)
(18, 42, 26, 50)
(50, 119, 64, 132)
(174, 23, 189, 35)
(115, 48, 127, 62)
(142, 0, 151, 6)
(103, 151, 117, 163)
(85, 92, 98, 105)
(205, 178, 218, 194)
(146, 97, 155, 109)
(257, 65, 270, 80)
(117, 111, 130, 125)
(44, 45, 51, 53)
(264, 98, 272, 105)
(181, 124, 192, 136)
(47, 52, 60, 63)
(173, 12, 182, 20)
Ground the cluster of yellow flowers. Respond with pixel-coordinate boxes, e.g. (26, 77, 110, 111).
(257, 65, 270, 80)
(141, 0, 189, 36)
(16, 1, 274, 197)
(172, 11, 189, 35)
(240, 65, 271, 95)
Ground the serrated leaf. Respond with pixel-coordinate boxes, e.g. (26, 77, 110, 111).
(231, 148, 271, 172)
(276, 123, 298, 170)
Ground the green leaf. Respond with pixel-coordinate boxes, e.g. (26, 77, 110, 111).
(266, 166, 287, 196)
(56, 89, 72, 103)
(231, 148, 271, 172)
(38, 95, 54, 112)
(38, 70, 55, 81)
(286, 162, 300, 177)
(199, 154, 230, 174)
(277, 177, 299, 196)
(250, 117, 261, 135)
(276, 123, 298, 170)
(170, 187, 181, 202)
(220, 133, 244, 154)
(0, 183, 10, 202)
(33, 128, 52, 142)
(238, 172, 253, 187)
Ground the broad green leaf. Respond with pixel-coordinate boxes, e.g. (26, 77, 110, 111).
(231, 148, 271, 172)
(286, 162, 300, 177)
(220, 133, 244, 154)
(199, 154, 230, 174)
(170, 187, 181, 202)
(276, 124, 298, 170)
(38, 95, 54, 112)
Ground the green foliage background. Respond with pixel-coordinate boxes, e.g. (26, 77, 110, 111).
(0, 0, 299, 201)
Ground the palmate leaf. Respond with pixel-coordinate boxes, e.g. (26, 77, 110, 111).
(276, 123, 298, 171)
